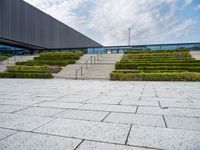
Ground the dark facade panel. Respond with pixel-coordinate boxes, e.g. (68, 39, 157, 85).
(0, 0, 102, 49)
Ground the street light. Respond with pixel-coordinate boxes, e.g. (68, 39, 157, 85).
(128, 26, 134, 46)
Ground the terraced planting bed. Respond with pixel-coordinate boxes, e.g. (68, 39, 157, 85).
(111, 50, 200, 81)
(0, 51, 84, 78)
(0, 54, 13, 61)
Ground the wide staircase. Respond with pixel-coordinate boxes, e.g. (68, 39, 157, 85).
(53, 54, 123, 80)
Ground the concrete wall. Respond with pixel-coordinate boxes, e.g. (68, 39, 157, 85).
(0, 0, 102, 49)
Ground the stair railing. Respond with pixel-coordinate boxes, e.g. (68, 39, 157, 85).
(75, 51, 102, 79)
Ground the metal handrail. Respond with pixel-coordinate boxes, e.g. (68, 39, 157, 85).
(75, 52, 102, 79)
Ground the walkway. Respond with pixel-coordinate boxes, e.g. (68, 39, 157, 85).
(0, 55, 36, 72)
(0, 79, 200, 150)
(54, 54, 123, 80)
(190, 51, 200, 60)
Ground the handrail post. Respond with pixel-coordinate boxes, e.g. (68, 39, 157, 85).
(86, 60, 88, 69)
(97, 52, 99, 61)
(81, 66, 83, 76)
(75, 70, 78, 79)
(90, 56, 93, 64)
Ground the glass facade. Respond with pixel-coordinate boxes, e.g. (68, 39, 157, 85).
(0, 44, 28, 54)
(0, 42, 200, 55)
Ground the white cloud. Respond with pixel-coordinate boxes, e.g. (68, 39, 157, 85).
(24, 0, 197, 46)
(196, 4, 200, 10)
(184, 0, 193, 6)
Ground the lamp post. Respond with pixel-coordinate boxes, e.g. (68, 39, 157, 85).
(128, 26, 134, 46)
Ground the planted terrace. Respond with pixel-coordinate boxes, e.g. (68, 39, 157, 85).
(0, 51, 84, 78)
(111, 49, 200, 81)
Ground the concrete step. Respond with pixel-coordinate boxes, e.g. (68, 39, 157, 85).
(53, 54, 123, 80)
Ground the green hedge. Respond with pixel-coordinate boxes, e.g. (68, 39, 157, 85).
(110, 72, 200, 81)
(138, 66, 200, 72)
(125, 49, 189, 54)
(113, 70, 188, 73)
(0, 54, 13, 61)
(116, 62, 200, 69)
(39, 52, 84, 57)
(0, 72, 52, 78)
(120, 59, 199, 63)
(16, 60, 75, 66)
(34, 55, 80, 60)
(7, 65, 61, 73)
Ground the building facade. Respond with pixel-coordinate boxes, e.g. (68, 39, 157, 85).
(0, 0, 102, 52)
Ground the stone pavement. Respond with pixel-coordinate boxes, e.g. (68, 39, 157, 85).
(0, 79, 200, 150)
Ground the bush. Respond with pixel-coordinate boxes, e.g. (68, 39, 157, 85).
(138, 66, 200, 72)
(16, 60, 75, 66)
(113, 70, 188, 73)
(39, 51, 84, 57)
(110, 72, 200, 81)
(0, 54, 13, 61)
(125, 49, 189, 54)
(34, 55, 80, 60)
(115, 62, 200, 70)
(7, 65, 61, 73)
(0, 72, 52, 78)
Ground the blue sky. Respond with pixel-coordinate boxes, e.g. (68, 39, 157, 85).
(24, 0, 200, 46)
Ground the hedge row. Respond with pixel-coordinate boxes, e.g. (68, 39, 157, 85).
(34, 55, 80, 60)
(116, 63, 200, 70)
(0, 72, 52, 78)
(121, 60, 199, 63)
(16, 60, 75, 66)
(110, 72, 200, 81)
(39, 51, 84, 57)
(0, 54, 13, 61)
(124, 52, 190, 57)
(125, 49, 189, 54)
(113, 70, 188, 73)
(7, 66, 61, 73)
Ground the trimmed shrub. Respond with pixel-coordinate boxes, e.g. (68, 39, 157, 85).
(16, 60, 75, 66)
(115, 62, 200, 70)
(110, 72, 200, 81)
(7, 65, 61, 73)
(0, 72, 52, 78)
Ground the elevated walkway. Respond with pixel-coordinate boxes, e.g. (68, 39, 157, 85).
(190, 51, 200, 60)
(53, 54, 123, 80)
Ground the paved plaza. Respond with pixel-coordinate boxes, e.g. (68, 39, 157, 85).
(0, 79, 200, 150)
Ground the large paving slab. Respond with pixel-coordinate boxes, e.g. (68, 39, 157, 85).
(16, 107, 64, 117)
(164, 115, 200, 131)
(56, 109, 109, 121)
(76, 141, 152, 150)
(79, 103, 137, 113)
(0, 128, 17, 140)
(104, 112, 165, 127)
(34, 101, 83, 109)
(0, 104, 29, 113)
(0, 113, 53, 131)
(0, 79, 200, 149)
(0, 132, 81, 150)
(35, 118, 130, 144)
(128, 125, 200, 150)
(137, 106, 200, 117)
